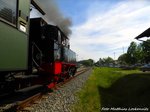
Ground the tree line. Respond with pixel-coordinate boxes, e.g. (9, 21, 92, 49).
(118, 39, 150, 65)
(78, 39, 150, 67)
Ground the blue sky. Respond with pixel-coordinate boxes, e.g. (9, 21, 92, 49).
(35, 0, 150, 61)
(55, 0, 119, 25)
(55, 0, 89, 25)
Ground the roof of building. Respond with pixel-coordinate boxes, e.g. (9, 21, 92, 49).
(135, 28, 150, 39)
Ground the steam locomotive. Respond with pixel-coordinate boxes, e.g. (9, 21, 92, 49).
(0, 0, 77, 96)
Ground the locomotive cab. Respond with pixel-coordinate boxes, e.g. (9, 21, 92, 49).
(29, 18, 62, 68)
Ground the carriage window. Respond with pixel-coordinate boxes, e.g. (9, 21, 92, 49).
(0, 0, 17, 25)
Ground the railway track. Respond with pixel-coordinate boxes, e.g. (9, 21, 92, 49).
(0, 68, 88, 112)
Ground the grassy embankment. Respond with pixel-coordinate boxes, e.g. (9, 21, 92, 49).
(72, 67, 150, 112)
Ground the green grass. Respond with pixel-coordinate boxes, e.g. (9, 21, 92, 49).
(72, 67, 144, 112)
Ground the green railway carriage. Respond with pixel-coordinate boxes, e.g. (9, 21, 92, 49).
(0, 0, 30, 72)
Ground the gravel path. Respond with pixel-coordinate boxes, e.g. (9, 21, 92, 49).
(24, 68, 92, 112)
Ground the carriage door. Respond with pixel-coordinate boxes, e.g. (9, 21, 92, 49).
(18, 0, 30, 33)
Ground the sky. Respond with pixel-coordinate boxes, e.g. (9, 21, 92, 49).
(34, 0, 150, 61)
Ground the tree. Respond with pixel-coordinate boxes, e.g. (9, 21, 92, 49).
(117, 39, 150, 65)
(98, 57, 114, 67)
(118, 53, 128, 65)
(141, 39, 150, 63)
(78, 59, 94, 67)
(136, 43, 144, 63)
(126, 42, 138, 65)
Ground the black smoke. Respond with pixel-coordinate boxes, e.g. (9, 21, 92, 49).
(33, 0, 72, 36)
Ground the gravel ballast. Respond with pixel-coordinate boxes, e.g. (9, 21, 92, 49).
(26, 69, 92, 112)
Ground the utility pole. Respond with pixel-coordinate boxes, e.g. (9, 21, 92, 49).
(123, 47, 124, 54)
(114, 52, 115, 60)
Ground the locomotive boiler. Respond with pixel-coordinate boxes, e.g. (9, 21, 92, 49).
(0, 0, 76, 97)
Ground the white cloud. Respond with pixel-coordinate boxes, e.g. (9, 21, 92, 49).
(70, 0, 150, 61)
